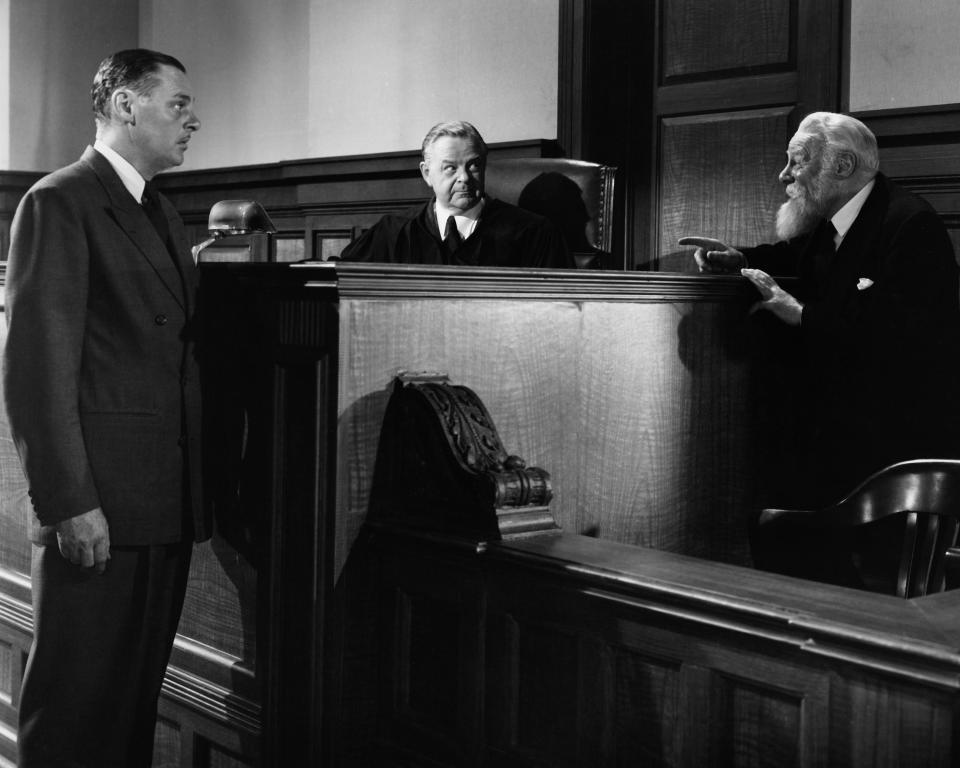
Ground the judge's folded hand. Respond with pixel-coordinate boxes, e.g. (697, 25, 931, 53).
(678, 236, 746, 273)
(56, 507, 111, 574)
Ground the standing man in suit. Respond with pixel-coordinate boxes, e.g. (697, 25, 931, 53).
(4, 49, 204, 767)
(680, 112, 960, 581)
(338, 120, 573, 268)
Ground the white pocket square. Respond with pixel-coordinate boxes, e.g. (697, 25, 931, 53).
(856, 277, 874, 291)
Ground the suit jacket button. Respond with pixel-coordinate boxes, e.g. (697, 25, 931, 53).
(155, 314, 168, 325)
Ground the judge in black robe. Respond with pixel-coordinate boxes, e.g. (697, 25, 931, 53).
(338, 195, 573, 268)
(337, 120, 573, 269)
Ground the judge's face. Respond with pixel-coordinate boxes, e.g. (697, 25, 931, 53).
(419, 136, 485, 213)
(129, 64, 201, 178)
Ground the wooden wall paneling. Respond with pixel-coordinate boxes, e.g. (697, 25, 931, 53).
(0, 320, 31, 580)
(638, 0, 842, 270)
(861, 107, 960, 263)
(335, 277, 759, 570)
(0, 172, 43, 263)
(831, 676, 958, 767)
(656, 108, 793, 272)
(153, 140, 560, 267)
(372, 544, 485, 767)
(366, 509, 960, 766)
(483, 563, 830, 768)
(260, 287, 340, 767)
(559, 0, 655, 269)
(609, 644, 683, 766)
(661, 0, 792, 79)
(0, 624, 27, 766)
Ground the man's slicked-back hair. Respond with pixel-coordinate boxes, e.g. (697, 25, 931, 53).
(91, 49, 186, 123)
(797, 111, 880, 175)
(421, 121, 487, 163)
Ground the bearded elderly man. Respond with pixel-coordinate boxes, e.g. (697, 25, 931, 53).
(680, 112, 960, 558)
(338, 121, 573, 268)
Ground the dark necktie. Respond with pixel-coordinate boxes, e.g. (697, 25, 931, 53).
(142, 182, 171, 249)
(142, 182, 185, 279)
(443, 216, 463, 254)
(814, 220, 837, 287)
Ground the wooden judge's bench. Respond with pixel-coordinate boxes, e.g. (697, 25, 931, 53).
(1, 263, 958, 767)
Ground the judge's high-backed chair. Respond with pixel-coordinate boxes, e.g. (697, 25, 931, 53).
(757, 459, 960, 598)
(484, 158, 616, 268)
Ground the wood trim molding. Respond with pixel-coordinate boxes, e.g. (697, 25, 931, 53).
(488, 533, 960, 691)
(294, 261, 759, 302)
(557, 0, 585, 158)
(0, 572, 31, 636)
(855, 103, 960, 141)
(155, 139, 562, 195)
(164, 640, 261, 737)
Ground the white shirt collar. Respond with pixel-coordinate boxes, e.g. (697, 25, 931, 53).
(435, 198, 485, 240)
(831, 178, 875, 246)
(93, 140, 147, 203)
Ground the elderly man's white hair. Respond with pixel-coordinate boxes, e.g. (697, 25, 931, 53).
(796, 112, 880, 177)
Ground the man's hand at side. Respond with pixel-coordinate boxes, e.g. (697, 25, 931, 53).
(678, 236, 746, 273)
(741, 268, 804, 326)
(56, 508, 111, 574)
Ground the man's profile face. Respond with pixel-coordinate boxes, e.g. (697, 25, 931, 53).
(419, 135, 485, 213)
(775, 133, 836, 240)
(128, 64, 200, 178)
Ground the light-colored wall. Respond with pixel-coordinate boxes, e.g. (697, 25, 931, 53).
(139, 0, 312, 169)
(0, 0, 559, 172)
(4, 0, 137, 172)
(6, 1, 956, 173)
(304, 0, 559, 160)
(143, 0, 559, 170)
(0, 0, 8, 170)
(849, 0, 960, 112)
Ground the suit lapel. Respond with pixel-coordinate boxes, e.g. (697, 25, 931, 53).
(81, 147, 187, 310)
(834, 173, 888, 277)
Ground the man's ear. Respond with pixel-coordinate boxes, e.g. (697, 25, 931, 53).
(834, 150, 857, 179)
(419, 160, 431, 186)
(111, 89, 136, 125)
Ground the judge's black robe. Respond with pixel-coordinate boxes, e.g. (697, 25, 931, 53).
(338, 197, 573, 268)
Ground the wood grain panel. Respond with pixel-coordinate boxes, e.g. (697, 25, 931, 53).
(402, 591, 461, 731)
(205, 742, 252, 768)
(337, 292, 758, 572)
(0, 629, 20, 766)
(0, 317, 31, 579)
(152, 717, 181, 768)
(611, 647, 682, 767)
(658, 109, 793, 272)
(178, 539, 257, 665)
(365, 514, 960, 766)
(713, 676, 804, 767)
(514, 623, 580, 763)
(336, 298, 581, 576)
(0, 640, 10, 704)
(662, 0, 792, 81)
(836, 678, 956, 768)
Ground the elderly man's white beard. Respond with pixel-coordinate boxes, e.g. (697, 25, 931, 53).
(776, 175, 832, 240)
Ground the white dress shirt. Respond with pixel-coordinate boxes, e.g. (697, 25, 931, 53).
(831, 178, 875, 250)
(435, 198, 485, 240)
(93, 140, 147, 203)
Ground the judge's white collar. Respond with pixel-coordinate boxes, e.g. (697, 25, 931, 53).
(435, 198, 485, 240)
